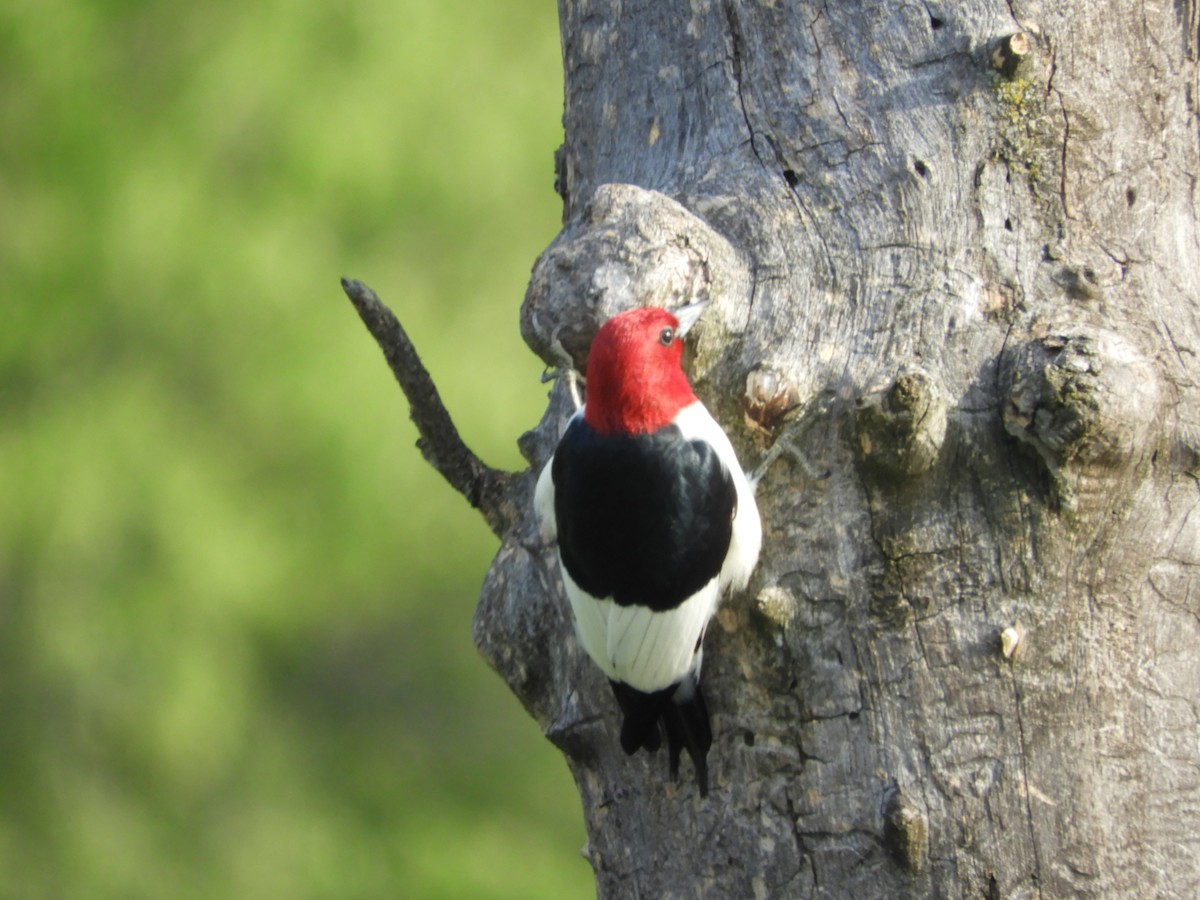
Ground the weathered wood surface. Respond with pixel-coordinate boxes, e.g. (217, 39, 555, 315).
(471, 2, 1200, 896)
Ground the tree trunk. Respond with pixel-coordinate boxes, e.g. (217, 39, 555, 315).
(472, 1, 1200, 896)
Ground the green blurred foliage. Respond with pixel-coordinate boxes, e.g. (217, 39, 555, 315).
(0, 0, 588, 896)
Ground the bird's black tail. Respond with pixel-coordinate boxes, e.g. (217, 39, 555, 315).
(609, 679, 712, 796)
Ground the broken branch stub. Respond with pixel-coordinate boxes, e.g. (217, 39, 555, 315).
(855, 365, 949, 478)
(999, 325, 1161, 513)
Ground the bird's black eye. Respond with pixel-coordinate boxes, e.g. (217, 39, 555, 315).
(659, 327, 675, 346)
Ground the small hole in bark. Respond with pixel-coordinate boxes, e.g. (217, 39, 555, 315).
(1126, 186, 1137, 207)
(930, 15, 945, 29)
(783, 168, 799, 187)
(848, 710, 860, 721)
(1004, 218, 1013, 231)
(913, 159, 929, 178)
(743, 731, 755, 747)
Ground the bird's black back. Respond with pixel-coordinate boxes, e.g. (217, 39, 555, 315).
(551, 417, 736, 612)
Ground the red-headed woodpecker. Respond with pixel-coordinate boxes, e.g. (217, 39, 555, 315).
(535, 302, 762, 796)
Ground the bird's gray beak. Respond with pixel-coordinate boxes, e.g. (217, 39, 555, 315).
(674, 300, 709, 338)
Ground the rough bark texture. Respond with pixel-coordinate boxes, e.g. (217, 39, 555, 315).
(471, 2, 1200, 897)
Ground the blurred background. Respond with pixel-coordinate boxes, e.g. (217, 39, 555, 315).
(0, 0, 589, 896)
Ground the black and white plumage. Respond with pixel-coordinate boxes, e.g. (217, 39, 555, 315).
(535, 302, 761, 795)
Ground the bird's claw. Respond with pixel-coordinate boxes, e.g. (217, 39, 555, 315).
(541, 333, 584, 410)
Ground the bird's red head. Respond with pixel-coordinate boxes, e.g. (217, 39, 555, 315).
(583, 304, 705, 436)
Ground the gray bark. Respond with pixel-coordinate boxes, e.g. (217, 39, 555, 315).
(471, 1, 1200, 896)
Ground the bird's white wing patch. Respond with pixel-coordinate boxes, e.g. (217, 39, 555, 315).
(560, 564, 720, 692)
(560, 566, 619, 680)
(605, 579, 721, 693)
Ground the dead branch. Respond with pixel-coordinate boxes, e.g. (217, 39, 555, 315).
(341, 277, 520, 537)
